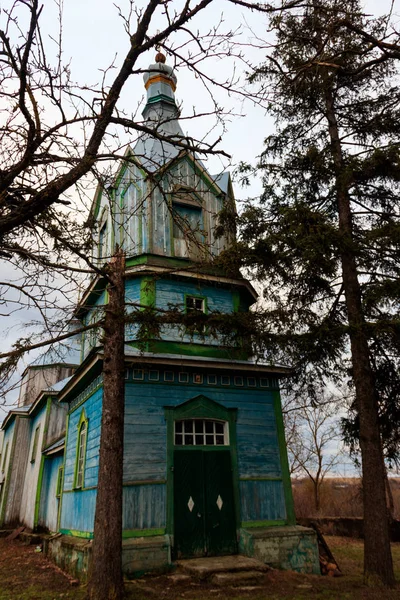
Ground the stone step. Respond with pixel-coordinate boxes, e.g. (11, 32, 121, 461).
(175, 554, 269, 580)
(210, 570, 266, 586)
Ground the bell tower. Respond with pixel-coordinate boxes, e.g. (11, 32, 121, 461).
(83, 53, 256, 360)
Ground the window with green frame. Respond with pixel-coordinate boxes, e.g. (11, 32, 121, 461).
(185, 294, 207, 333)
(1, 442, 9, 473)
(56, 466, 64, 498)
(31, 425, 40, 463)
(74, 411, 88, 489)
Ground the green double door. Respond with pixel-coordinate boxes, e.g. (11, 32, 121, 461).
(173, 449, 237, 558)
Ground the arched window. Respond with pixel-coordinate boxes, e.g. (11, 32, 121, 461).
(74, 411, 88, 489)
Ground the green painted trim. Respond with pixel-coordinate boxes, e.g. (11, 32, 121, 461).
(272, 390, 296, 525)
(165, 408, 174, 536)
(164, 395, 240, 539)
(122, 528, 166, 539)
(125, 254, 193, 270)
(140, 276, 156, 308)
(239, 476, 283, 482)
(73, 409, 89, 490)
(174, 445, 231, 452)
(41, 397, 52, 451)
(184, 293, 208, 315)
(33, 455, 46, 529)
(0, 419, 20, 525)
(241, 519, 287, 528)
(146, 94, 176, 106)
(57, 414, 70, 531)
(59, 527, 165, 540)
(232, 290, 240, 313)
(59, 528, 93, 539)
(131, 339, 248, 360)
(56, 466, 63, 498)
(62, 485, 97, 493)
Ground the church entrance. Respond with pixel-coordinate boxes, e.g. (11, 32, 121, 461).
(172, 418, 237, 559)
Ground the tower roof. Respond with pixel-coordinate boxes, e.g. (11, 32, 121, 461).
(134, 53, 184, 172)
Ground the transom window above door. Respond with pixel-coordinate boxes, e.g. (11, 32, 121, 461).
(174, 419, 228, 446)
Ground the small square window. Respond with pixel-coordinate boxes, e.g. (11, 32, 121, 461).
(133, 369, 144, 380)
(149, 370, 159, 381)
(179, 372, 189, 383)
(125, 368, 130, 379)
(207, 374, 217, 385)
(164, 371, 174, 382)
(221, 376, 230, 386)
(186, 296, 205, 313)
(260, 378, 269, 388)
(193, 374, 203, 384)
(247, 377, 257, 387)
(234, 376, 244, 386)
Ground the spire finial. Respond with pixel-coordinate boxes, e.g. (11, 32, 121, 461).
(155, 51, 166, 64)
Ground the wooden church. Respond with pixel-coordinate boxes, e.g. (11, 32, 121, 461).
(0, 53, 319, 579)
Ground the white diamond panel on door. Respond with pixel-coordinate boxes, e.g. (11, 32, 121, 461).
(187, 496, 195, 512)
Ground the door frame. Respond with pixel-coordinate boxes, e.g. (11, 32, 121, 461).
(164, 395, 240, 544)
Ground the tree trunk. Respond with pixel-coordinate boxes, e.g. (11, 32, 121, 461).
(87, 249, 126, 600)
(324, 88, 395, 586)
(314, 481, 320, 513)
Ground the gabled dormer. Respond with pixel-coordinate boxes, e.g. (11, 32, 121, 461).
(89, 53, 235, 266)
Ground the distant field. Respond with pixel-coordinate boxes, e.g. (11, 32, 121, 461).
(292, 476, 400, 519)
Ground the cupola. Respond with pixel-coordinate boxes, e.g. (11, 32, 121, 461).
(142, 52, 180, 123)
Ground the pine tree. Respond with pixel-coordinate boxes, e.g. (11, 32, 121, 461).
(235, 0, 400, 586)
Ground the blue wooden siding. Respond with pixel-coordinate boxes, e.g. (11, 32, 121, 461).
(124, 380, 282, 482)
(240, 480, 286, 522)
(125, 278, 141, 341)
(60, 488, 97, 534)
(123, 484, 166, 530)
(125, 278, 141, 307)
(83, 291, 107, 358)
(155, 279, 234, 345)
(61, 372, 286, 532)
(64, 387, 102, 491)
(38, 454, 63, 531)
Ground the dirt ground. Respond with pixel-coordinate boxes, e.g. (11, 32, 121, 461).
(1, 536, 400, 600)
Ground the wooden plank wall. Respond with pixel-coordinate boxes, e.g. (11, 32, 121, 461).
(19, 407, 47, 528)
(47, 401, 68, 447)
(61, 370, 286, 535)
(0, 421, 16, 524)
(155, 279, 234, 346)
(38, 453, 63, 532)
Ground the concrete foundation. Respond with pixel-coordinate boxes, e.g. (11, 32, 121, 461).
(122, 535, 171, 578)
(239, 526, 320, 574)
(44, 534, 92, 581)
(45, 526, 320, 581)
(45, 534, 171, 582)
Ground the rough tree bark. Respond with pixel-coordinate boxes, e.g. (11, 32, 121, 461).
(87, 249, 126, 600)
(324, 87, 395, 586)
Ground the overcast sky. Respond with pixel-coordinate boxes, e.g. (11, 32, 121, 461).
(1, 0, 399, 420)
(34, 0, 400, 201)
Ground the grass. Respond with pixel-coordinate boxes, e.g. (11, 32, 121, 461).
(1, 536, 400, 599)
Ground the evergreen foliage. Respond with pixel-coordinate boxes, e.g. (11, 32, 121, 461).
(225, 0, 400, 586)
